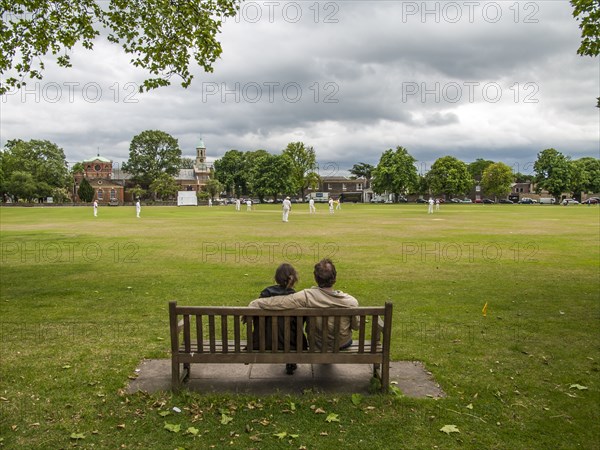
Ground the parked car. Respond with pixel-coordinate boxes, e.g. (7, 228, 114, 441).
(582, 197, 599, 205)
(519, 198, 537, 204)
(474, 198, 483, 203)
(450, 198, 461, 203)
(562, 198, 579, 205)
(415, 198, 428, 203)
(397, 196, 408, 203)
(459, 198, 472, 203)
(499, 199, 513, 204)
(371, 196, 386, 203)
(482, 198, 495, 204)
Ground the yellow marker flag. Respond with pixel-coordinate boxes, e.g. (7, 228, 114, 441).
(482, 302, 488, 317)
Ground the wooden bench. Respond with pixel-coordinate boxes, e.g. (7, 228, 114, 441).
(169, 301, 393, 392)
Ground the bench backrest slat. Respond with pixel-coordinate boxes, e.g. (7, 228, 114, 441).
(233, 315, 241, 352)
(370, 314, 379, 353)
(208, 315, 216, 352)
(332, 316, 341, 352)
(221, 315, 228, 353)
(196, 315, 204, 353)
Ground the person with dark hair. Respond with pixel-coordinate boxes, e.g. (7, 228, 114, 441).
(252, 263, 307, 374)
(249, 259, 359, 354)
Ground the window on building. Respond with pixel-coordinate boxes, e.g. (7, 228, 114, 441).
(342, 183, 347, 191)
(328, 183, 332, 190)
(97, 189, 103, 200)
(110, 189, 116, 200)
(357, 183, 363, 191)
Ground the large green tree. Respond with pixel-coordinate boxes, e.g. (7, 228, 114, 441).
(123, 130, 182, 189)
(213, 149, 246, 196)
(77, 177, 95, 202)
(570, 157, 600, 198)
(467, 158, 494, 181)
(247, 154, 294, 202)
(0, 0, 241, 94)
(149, 173, 179, 201)
(349, 163, 374, 188)
(426, 156, 473, 198)
(205, 178, 223, 200)
(282, 142, 319, 198)
(534, 148, 572, 199)
(1, 139, 70, 201)
(481, 162, 514, 200)
(6, 171, 37, 202)
(371, 146, 418, 201)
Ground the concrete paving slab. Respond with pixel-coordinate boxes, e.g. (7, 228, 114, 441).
(126, 359, 445, 398)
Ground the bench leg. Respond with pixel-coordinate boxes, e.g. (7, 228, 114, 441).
(380, 362, 390, 393)
(372, 363, 380, 379)
(172, 359, 181, 391)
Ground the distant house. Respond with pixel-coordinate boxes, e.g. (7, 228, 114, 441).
(309, 176, 368, 202)
(74, 156, 124, 204)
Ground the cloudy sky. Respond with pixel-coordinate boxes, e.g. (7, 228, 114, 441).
(1, 1, 598, 176)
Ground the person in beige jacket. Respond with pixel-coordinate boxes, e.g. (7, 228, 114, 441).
(248, 259, 359, 350)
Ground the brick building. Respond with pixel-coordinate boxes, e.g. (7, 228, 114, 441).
(74, 156, 125, 204)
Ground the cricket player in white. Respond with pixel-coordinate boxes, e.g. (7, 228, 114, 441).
(93, 200, 98, 217)
(428, 198, 434, 214)
(328, 197, 334, 214)
(246, 199, 252, 211)
(282, 196, 292, 222)
(309, 198, 316, 213)
(235, 198, 241, 211)
(136, 200, 141, 218)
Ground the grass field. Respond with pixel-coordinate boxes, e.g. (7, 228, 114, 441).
(1, 203, 599, 449)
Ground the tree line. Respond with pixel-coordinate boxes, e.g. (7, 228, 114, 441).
(353, 147, 600, 201)
(1, 130, 598, 203)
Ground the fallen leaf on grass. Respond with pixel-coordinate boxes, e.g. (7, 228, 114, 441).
(314, 407, 326, 414)
(70, 433, 85, 440)
(351, 394, 363, 405)
(221, 413, 233, 425)
(569, 384, 588, 390)
(62, 365, 71, 369)
(325, 413, 340, 423)
(186, 427, 200, 436)
(440, 425, 460, 435)
(164, 422, 181, 433)
(274, 432, 287, 439)
(466, 404, 473, 410)
(158, 411, 171, 417)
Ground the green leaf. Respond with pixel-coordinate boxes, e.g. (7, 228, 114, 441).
(351, 393, 363, 405)
(186, 427, 200, 436)
(390, 385, 404, 397)
(158, 410, 171, 417)
(70, 433, 85, 440)
(221, 413, 233, 425)
(274, 432, 287, 439)
(164, 422, 181, 433)
(325, 413, 340, 423)
(440, 424, 460, 435)
(569, 384, 588, 390)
